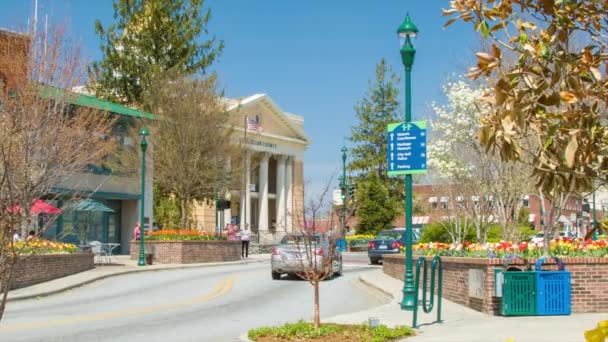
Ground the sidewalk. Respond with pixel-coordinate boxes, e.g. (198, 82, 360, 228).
(326, 271, 605, 342)
(7, 254, 270, 302)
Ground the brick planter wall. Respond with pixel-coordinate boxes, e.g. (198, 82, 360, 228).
(383, 254, 608, 314)
(130, 240, 241, 264)
(10, 253, 94, 290)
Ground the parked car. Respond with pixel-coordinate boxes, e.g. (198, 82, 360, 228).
(368, 228, 407, 265)
(271, 233, 342, 280)
(530, 231, 569, 243)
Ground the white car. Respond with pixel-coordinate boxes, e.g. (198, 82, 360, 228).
(530, 232, 569, 243)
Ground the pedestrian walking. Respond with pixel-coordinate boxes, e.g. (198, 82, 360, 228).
(240, 224, 251, 258)
(133, 222, 141, 241)
(226, 223, 238, 241)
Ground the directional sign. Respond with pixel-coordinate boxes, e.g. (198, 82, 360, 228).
(387, 121, 427, 175)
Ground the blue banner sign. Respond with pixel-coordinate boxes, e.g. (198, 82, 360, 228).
(387, 121, 427, 175)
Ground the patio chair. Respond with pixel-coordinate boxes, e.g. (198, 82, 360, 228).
(89, 241, 109, 265)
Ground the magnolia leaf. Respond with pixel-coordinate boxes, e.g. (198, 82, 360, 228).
(559, 91, 578, 104)
(476, 52, 495, 62)
(480, 21, 490, 39)
(441, 8, 458, 16)
(521, 21, 538, 30)
(590, 67, 602, 81)
(443, 18, 458, 29)
(491, 44, 502, 59)
(565, 137, 578, 168)
(501, 117, 516, 135)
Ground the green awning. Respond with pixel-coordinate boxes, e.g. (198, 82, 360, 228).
(74, 199, 115, 212)
(39, 86, 155, 120)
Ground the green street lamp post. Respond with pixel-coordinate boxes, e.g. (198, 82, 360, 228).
(138, 127, 149, 267)
(397, 13, 418, 311)
(340, 146, 347, 235)
(593, 191, 599, 240)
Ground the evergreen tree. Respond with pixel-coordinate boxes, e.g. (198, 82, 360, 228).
(89, 0, 223, 106)
(348, 60, 425, 221)
(355, 173, 399, 235)
(349, 59, 401, 181)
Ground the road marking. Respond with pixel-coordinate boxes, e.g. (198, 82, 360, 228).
(0, 277, 237, 332)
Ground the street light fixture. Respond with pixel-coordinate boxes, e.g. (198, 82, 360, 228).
(138, 127, 149, 267)
(340, 146, 347, 234)
(397, 13, 418, 311)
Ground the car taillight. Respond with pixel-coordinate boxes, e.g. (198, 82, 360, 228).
(315, 248, 324, 256)
(271, 247, 281, 256)
(391, 242, 402, 249)
(368, 241, 376, 249)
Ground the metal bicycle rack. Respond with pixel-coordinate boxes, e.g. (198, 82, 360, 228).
(412, 255, 443, 328)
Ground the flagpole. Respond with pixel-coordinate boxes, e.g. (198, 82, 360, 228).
(244, 116, 248, 230)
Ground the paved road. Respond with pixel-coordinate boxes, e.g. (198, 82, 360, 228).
(1, 258, 384, 342)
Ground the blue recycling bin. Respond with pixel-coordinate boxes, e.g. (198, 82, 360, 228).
(535, 257, 571, 316)
(337, 238, 347, 252)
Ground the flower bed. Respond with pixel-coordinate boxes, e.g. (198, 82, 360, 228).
(131, 229, 238, 263)
(383, 254, 608, 314)
(11, 239, 78, 255)
(411, 239, 608, 258)
(146, 229, 226, 241)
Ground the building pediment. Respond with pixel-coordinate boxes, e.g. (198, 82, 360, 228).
(226, 94, 310, 145)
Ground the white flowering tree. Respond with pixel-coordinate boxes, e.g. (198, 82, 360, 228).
(428, 80, 532, 242)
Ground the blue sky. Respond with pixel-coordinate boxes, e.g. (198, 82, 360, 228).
(0, 1, 479, 199)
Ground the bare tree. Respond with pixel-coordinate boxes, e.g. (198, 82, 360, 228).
(0, 26, 116, 320)
(144, 74, 242, 228)
(288, 178, 345, 328)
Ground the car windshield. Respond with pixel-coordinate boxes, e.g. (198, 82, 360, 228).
(375, 231, 402, 240)
(280, 235, 321, 245)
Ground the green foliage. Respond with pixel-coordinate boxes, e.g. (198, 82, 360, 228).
(420, 222, 450, 243)
(152, 185, 180, 228)
(349, 59, 412, 205)
(90, 0, 223, 106)
(349, 59, 401, 178)
(355, 172, 399, 235)
(420, 221, 477, 243)
(485, 225, 502, 243)
(247, 320, 413, 342)
(517, 226, 538, 242)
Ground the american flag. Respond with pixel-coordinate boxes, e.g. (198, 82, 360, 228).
(246, 117, 263, 134)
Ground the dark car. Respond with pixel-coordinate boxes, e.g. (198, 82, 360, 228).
(368, 229, 404, 264)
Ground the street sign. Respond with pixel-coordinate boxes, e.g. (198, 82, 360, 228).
(333, 189, 344, 206)
(387, 121, 427, 175)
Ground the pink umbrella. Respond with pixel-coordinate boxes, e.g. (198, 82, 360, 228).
(30, 199, 62, 214)
(8, 199, 62, 215)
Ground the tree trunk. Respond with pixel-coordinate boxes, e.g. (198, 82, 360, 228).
(179, 197, 189, 229)
(0, 257, 17, 321)
(313, 280, 320, 328)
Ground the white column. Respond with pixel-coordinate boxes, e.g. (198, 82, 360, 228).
(258, 153, 270, 233)
(240, 153, 251, 228)
(285, 157, 293, 232)
(276, 155, 287, 231)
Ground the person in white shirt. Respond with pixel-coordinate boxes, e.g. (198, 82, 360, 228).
(12, 229, 21, 242)
(240, 224, 252, 258)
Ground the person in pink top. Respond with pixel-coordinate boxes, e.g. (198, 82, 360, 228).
(133, 222, 141, 240)
(226, 223, 238, 241)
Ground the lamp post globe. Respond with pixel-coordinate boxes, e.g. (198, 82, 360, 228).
(138, 127, 149, 266)
(397, 13, 418, 311)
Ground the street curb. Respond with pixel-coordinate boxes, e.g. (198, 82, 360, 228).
(356, 275, 396, 302)
(7, 258, 267, 302)
(238, 333, 253, 342)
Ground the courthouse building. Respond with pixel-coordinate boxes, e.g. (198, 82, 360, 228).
(194, 94, 310, 244)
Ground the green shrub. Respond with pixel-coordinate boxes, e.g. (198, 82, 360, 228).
(247, 321, 413, 341)
(486, 225, 502, 243)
